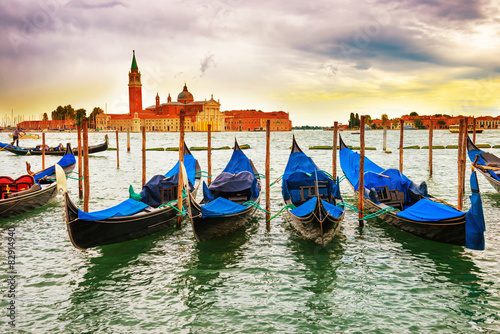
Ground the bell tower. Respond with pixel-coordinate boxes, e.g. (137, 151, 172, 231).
(128, 50, 143, 116)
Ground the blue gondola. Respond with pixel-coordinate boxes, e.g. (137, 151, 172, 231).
(281, 136, 344, 247)
(467, 136, 500, 193)
(339, 135, 485, 250)
(187, 139, 261, 242)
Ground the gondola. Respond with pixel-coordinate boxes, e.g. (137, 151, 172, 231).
(281, 136, 344, 247)
(0, 135, 108, 156)
(339, 135, 486, 250)
(187, 140, 261, 242)
(0, 145, 76, 218)
(467, 136, 500, 192)
(57, 146, 201, 249)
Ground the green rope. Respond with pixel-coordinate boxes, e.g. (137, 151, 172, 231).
(338, 175, 346, 183)
(255, 173, 266, 178)
(265, 204, 297, 223)
(242, 201, 271, 214)
(67, 176, 83, 180)
(338, 201, 397, 220)
(158, 200, 186, 215)
(337, 201, 361, 212)
(361, 207, 398, 220)
(270, 174, 283, 187)
(319, 170, 334, 179)
(195, 171, 211, 178)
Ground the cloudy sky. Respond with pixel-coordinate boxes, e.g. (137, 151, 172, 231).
(1, 0, 500, 126)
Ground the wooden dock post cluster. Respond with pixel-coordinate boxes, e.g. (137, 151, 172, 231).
(358, 115, 365, 227)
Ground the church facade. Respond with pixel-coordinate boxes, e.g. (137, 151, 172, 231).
(96, 51, 290, 132)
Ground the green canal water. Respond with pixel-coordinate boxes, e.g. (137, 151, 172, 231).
(0, 129, 499, 333)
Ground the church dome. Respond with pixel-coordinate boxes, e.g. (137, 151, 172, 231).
(177, 84, 194, 103)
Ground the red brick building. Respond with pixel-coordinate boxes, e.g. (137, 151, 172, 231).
(224, 110, 292, 131)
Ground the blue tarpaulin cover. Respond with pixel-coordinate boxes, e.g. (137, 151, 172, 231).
(140, 173, 193, 207)
(290, 197, 343, 218)
(78, 198, 149, 221)
(200, 196, 247, 218)
(221, 149, 256, 175)
(164, 154, 198, 185)
(465, 171, 486, 250)
(34, 153, 76, 181)
(199, 145, 259, 217)
(396, 198, 465, 221)
(339, 147, 384, 191)
(282, 151, 341, 205)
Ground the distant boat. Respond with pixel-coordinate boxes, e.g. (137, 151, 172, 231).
(404, 125, 416, 130)
(449, 124, 484, 133)
(9, 133, 41, 139)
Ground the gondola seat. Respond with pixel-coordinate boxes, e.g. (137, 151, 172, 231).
(0, 175, 35, 199)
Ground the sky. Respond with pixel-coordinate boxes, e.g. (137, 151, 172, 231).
(1, 0, 500, 126)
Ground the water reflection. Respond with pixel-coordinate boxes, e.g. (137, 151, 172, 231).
(180, 220, 256, 310)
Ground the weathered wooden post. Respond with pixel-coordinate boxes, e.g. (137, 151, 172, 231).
(207, 124, 212, 185)
(177, 109, 186, 229)
(127, 128, 131, 152)
(473, 117, 477, 144)
(457, 118, 465, 211)
(383, 126, 387, 151)
(82, 119, 90, 212)
(399, 118, 404, 173)
(116, 130, 119, 169)
(332, 121, 338, 178)
(77, 126, 83, 198)
(42, 132, 46, 170)
(142, 126, 146, 187)
(429, 120, 433, 176)
(266, 120, 271, 226)
(358, 115, 365, 227)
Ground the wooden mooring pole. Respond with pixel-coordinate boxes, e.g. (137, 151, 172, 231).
(82, 119, 90, 212)
(358, 116, 365, 227)
(42, 132, 46, 170)
(332, 121, 338, 179)
(77, 126, 83, 198)
(207, 124, 212, 185)
(177, 110, 186, 229)
(116, 130, 119, 169)
(473, 117, 477, 144)
(127, 128, 131, 152)
(399, 118, 404, 173)
(457, 118, 465, 211)
(266, 120, 271, 226)
(383, 126, 387, 151)
(429, 121, 433, 176)
(142, 126, 146, 187)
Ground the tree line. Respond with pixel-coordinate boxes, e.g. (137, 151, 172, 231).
(45, 105, 104, 128)
(349, 112, 451, 129)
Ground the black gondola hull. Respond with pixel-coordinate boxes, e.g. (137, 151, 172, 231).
(189, 194, 261, 242)
(64, 191, 194, 249)
(0, 182, 58, 218)
(362, 195, 465, 246)
(284, 198, 343, 246)
(2, 138, 108, 156)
